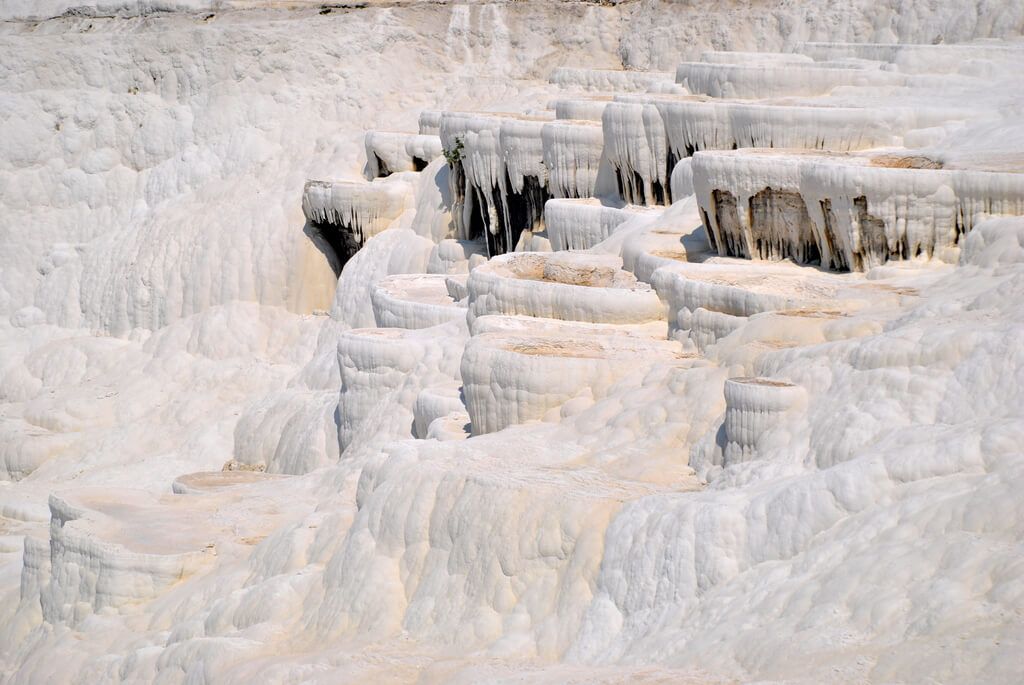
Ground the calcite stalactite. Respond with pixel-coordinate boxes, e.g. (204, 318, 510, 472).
(694, 149, 1024, 271)
(542, 119, 607, 199)
(602, 101, 672, 206)
(302, 178, 415, 273)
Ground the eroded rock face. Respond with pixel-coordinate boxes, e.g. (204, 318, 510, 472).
(694, 149, 1024, 271)
(4, 5, 1024, 684)
(439, 111, 556, 256)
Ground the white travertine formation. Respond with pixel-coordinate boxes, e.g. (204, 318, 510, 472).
(602, 101, 671, 205)
(693, 149, 1024, 271)
(467, 252, 665, 325)
(440, 111, 553, 254)
(651, 259, 849, 346)
(5, 5, 1024, 683)
(336, 324, 464, 453)
(722, 376, 807, 464)
(545, 198, 657, 251)
(370, 273, 467, 329)
(500, 117, 549, 195)
(405, 134, 444, 168)
(626, 242, 696, 285)
(656, 100, 962, 159)
(42, 490, 214, 625)
(670, 156, 694, 198)
(469, 312, 670, 341)
(301, 177, 416, 268)
(418, 109, 444, 135)
(651, 259, 846, 318)
(423, 411, 471, 440)
(445, 273, 470, 302)
(171, 470, 285, 495)
(730, 305, 872, 352)
(365, 131, 443, 178)
(550, 96, 615, 122)
(682, 306, 748, 352)
(302, 178, 414, 233)
(462, 330, 687, 434)
(798, 41, 1024, 73)
(413, 384, 466, 439)
(541, 120, 606, 199)
(337, 328, 415, 452)
(0, 420, 75, 482)
(426, 238, 488, 274)
(801, 154, 1024, 270)
(676, 61, 909, 98)
(515, 229, 553, 253)
(407, 158, 456, 243)
(364, 131, 414, 178)
(691, 149, 817, 263)
(623, 232, 692, 282)
(230, 386, 342, 474)
(699, 50, 815, 65)
(549, 67, 675, 93)
(18, 535, 52, 616)
(439, 111, 504, 200)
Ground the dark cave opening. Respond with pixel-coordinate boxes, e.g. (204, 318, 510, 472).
(303, 220, 362, 277)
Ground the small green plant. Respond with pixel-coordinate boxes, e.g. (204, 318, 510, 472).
(443, 137, 464, 166)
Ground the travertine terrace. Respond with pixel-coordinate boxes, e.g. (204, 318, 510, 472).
(2, 2, 1024, 683)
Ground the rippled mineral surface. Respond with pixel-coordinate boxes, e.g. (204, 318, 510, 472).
(2, 1, 1024, 683)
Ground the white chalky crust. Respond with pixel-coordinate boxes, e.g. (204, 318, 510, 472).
(545, 198, 657, 251)
(549, 68, 675, 93)
(302, 178, 415, 245)
(541, 120, 606, 199)
(462, 330, 688, 434)
(467, 252, 665, 325)
(723, 376, 808, 464)
(4, 6, 1024, 684)
(370, 274, 467, 330)
(675, 60, 910, 98)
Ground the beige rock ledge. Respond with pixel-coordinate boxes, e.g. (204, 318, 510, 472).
(171, 470, 287, 495)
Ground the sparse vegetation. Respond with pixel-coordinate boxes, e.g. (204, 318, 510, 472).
(443, 137, 464, 166)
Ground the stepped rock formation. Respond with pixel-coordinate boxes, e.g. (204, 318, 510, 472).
(2, 2, 1024, 684)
